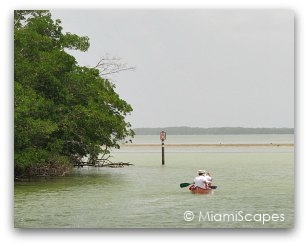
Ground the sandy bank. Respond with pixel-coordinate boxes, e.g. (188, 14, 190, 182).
(120, 143, 294, 148)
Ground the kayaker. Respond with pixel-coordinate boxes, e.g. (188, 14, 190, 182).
(205, 172, 213, 187)
(192, 170, 211, 189)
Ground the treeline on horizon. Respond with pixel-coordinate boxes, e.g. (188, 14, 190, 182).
(133, 127, 294, 135)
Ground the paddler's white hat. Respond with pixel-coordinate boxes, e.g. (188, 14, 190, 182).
(198, 170, 206, 175)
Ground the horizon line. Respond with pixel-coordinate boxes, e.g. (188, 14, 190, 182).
(132, 126, 294, 129)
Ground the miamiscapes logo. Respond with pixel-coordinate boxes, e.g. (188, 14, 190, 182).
(183, 210, 285, 225)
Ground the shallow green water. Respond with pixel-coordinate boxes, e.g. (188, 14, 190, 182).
(14, 148, 294, 228)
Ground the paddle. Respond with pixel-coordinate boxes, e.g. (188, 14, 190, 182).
(180, 183, 193, 188)
(180, 183, 217, 189)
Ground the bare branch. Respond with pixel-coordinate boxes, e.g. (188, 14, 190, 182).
(93, 55, 135, 78)
(100, 67, 136, 76)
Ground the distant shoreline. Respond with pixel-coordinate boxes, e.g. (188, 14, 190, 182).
(120, 143, 294, 148)
(133, 127, 294, 135)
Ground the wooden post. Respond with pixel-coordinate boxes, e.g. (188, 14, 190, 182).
(162, 140, 165, 165)
(160, 131, 166, 165)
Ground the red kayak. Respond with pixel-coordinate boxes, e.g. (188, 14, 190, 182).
(189, 185, 213, 194)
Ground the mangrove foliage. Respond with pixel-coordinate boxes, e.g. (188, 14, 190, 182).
(14, 10, 134, 177)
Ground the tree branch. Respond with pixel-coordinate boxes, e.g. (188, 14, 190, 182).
(93, 56, 135, 77)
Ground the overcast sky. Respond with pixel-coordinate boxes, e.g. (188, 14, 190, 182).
(51, 9, 294, 128)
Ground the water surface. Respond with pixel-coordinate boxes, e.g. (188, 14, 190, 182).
(14, 135, 294, 228)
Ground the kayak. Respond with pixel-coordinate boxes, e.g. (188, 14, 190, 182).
(189, 186, 213, 194)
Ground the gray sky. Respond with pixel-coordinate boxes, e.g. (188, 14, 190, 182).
(51, 9, 294, 128)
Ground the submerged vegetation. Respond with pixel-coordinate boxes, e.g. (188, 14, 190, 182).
(14, 10, 134, 178)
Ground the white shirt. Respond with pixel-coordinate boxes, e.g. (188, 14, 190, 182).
(194, 175, 207, 188)
(204, 175, 212, 183)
